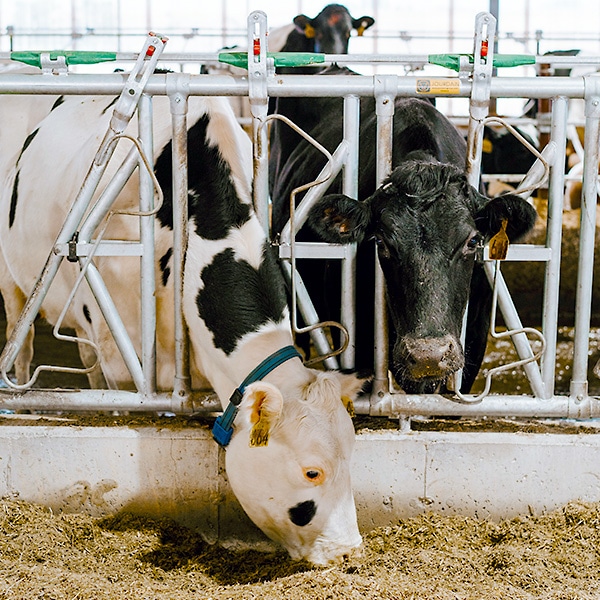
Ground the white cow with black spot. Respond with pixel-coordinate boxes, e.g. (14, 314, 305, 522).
(0, 73, 363, 565)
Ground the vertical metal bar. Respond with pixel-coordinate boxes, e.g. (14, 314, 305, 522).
(372, 75, 397, 401)
(458, 11, 495, 392)
(541, 95, 568, 398)
(571, 79, 600, 399)
(340, 95, 359, 370)
(137, 93, 157, 392)
(248, 10, 270, 235)
(168, 78, 191, 399)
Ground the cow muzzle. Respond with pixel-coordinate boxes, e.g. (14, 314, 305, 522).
(395, 334, 464, 383)
(300, 532, 363, 566)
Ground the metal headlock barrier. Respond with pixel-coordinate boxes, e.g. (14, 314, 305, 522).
(0, 11, 599, 421)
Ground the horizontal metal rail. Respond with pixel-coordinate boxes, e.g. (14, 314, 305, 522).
(0, 388, 220, 414)
(0, 72, 589, 99)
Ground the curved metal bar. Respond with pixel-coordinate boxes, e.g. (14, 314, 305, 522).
(451, 261, 546, 404)
(482, 115, 550, 195)
(260, 113, 352, 366)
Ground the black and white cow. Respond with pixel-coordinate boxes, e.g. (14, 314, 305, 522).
(268, 6, 374, 193)
(270, 78, 538, 393)
(0, 77, 363, 565)
(276, 4, 375, 68)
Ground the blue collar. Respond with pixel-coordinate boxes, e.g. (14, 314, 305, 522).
(212, 345, 302, 447)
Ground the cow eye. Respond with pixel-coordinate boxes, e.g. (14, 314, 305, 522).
(465, 234, 483, 252)
(304, 468, 325, 484)
(373, 236, 391, 259)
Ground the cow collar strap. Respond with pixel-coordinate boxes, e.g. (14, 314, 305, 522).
(212, 345, 302, 447)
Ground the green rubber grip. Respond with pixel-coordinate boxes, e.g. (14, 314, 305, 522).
(218, 51, 326, 70)
(429, 53, 536, 72)
(11, 50, 118, 68)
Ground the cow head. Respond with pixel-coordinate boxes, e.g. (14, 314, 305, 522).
(308, 157, 537, 393)
(293, 4, 375, 54)
(225, 370, 363, 565)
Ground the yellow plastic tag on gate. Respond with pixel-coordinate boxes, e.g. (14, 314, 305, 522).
(416, 78, 461, 95)
(488, 218, 509, 260)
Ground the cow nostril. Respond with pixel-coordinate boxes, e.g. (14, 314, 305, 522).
(398, 335, 463, 380)
(288, 500, 317, 527)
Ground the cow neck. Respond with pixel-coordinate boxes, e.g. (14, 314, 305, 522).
(212, 344, 303, 447)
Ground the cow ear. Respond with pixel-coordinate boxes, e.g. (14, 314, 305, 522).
(293, 15, 315, 38)
(308, 194, 370, 244)
(237, 382, 283, 447)
(352, 16, 375, 36)
(339, 371, 367, 403)
(474, 193, 537, 242)
(339, 371, 368, 417)
(304, 371, 367, 417)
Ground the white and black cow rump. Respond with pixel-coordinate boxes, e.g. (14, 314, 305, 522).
(0, 84, 363, 565)
(480, 125, 538, 196)
(270, 81, 537, 393)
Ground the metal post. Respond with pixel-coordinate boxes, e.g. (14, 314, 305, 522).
(541, 95, 568, 397)
(168, 75, 191, 399)
(248, 11, 270, 235)
(83, 262, 147, 392)
(571, 77, 600, 399)
(372, 75, 397, 403)
(340, 95, 360, 370)
(137, 93, 157, 392)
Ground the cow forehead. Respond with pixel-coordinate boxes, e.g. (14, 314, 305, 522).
(312, 6, 353, 32)
(281, 384, 355, 451)
(374, 191, 477, 246)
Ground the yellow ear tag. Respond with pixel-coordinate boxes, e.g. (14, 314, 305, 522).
(342, 395, 355, 417)
(482, 138, 493, 154)
(304, 23, 315, 39)
(488, 218, 509, 260)
(250, 409, 271, 447)
(356, 25, 366, 36)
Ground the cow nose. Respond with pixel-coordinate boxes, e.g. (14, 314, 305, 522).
(398, 334, 463, 380)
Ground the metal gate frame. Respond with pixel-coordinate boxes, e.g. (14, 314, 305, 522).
(0, 11, 599, 420)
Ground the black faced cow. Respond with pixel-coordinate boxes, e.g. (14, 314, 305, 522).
(277, 4, 375, 70)
(0, 83, 363, 565)
(270, 80, 537, 394)
(268, 6, 374, 193)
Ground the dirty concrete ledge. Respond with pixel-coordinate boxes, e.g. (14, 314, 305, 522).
(1, 415, 599, 549)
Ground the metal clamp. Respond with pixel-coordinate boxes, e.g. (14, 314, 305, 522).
(466, 12, 497, 186)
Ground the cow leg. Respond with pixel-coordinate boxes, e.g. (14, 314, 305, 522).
(2, 287, 34, 385)
(0, 252, 34, 385)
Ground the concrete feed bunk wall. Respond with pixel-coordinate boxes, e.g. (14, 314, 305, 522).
(1, 421, 599, 548)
